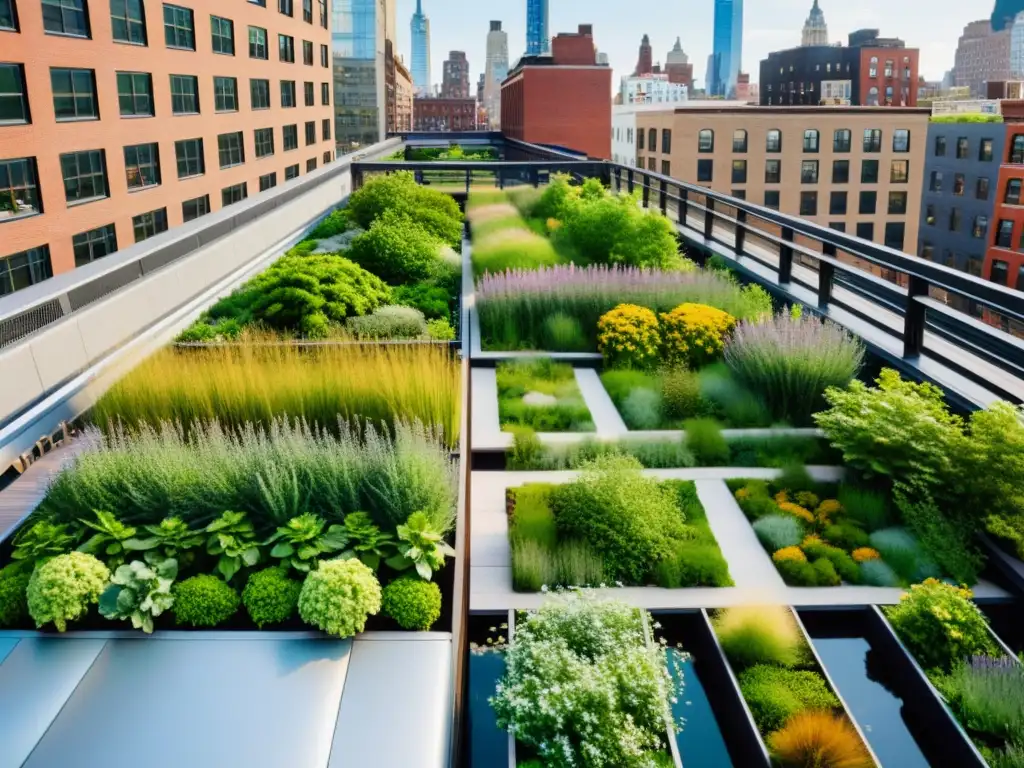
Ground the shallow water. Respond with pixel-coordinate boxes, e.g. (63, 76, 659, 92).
(468, 650, 507, 768)
(667, 649, 734, 768)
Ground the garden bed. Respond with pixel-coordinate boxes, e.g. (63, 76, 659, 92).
(496, 358, 593, 433)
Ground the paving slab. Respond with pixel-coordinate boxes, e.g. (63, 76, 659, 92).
(573, 367, 627, 436)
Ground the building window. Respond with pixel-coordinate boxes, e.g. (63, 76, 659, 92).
(320, 44, 329, 67)
(972, 215, 988, 239)
(698, 129, 713, 152)
(281, 80, 296, 107)
(764, 190, 780, 210)
(890, 160, 909, 184)
(888, 191, 907, 214)
(830, 222, 846, 233)
(925, 204, 935, 225)
(304, 81, 314, 106)
(956, 136, 968, 159)
(254, 127, 274, 157)
(929, 170, 943, 192)
(953, 173, 965, 196)
(637, 129, 644, 150)
(697, 159, 713, 182)
(222, 182, 248, 206)
(182, 193, 210, 222)
(661, 160, 670, 176)
(174, 137, 204, 178)
(284, 163, 299, 180)
(1, 0, 19, 30)
(863, 129, 882, 153)
(1005, 178, 1022, 205)
(892, 129, 910, 153)
(324, 150, 333, 164)
(132, 207, 168, 242)
(123, 142, 160, 189)
(990, 260, 1009, 285)
(1012, 135, 1024, 164)
(884, 222, 904, 251)
(979, 138, 993, 162)
(731, 160, 747, 184)
(321, 82, 330, 105)
(856, 222, 874, 241)
(170, 74, 199, 114)
(966, 255, 983, 276)
(117, 72, 153, 116)
(996, 219, 1014, 248)
(217, 131, 244, 168)
(1018, 265, 1024, 290)
(60, 149, 107, 204)
(803, 129, 819, 153)
(0, 64, 30, 124)
(249, 26, 268, 59)
(732, 129, 747, 153)
(800, 191, 817, 216)
(42, 0, 89, 37)
(251, 78, 271, 109)
(322, 117, 330, 141)
(866, 86, 879, 106)
(920, 241, 934, 261)
(306, 157, 317, 172)
(302, 0, 312, 23)
(279, 34, 294, 62)
(213, 76, 238, 112)
(934, 135, 946, 156)
(318, 0, 326, 26)
(211, 15, 234, 55)
(51, 68, 98, 120)
(976, 177, 990, 200)
(648, 128, 657, 153)
(949, 207, 961, 231)
(829, 191, 847, 215)
(163, 3, 194, 49)
(304, 120, 315, 145)
(800, 160, 818, 183)
(278, 0, 292, 16)
(832, 129, 851, 153)
(283, 124, 298, 150)
(0, 246, 52, 297)
(732, 189, 746, 200)
(832, 160, 849, 184)
(869, 56, 878, 77)
(661, 129, 672, 154)
(861, 160, 879, 184)
(259, 172, 277, 192)
(766, 129, 781, 153)
(0, 158, 42, 221)
(765, 159, 781, 184)
(859, 191, 876, 215)
(72, 223, 117, 266)
(111, 0, 146, 45)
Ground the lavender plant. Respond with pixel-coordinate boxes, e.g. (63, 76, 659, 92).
(937, 656, 1024, 755)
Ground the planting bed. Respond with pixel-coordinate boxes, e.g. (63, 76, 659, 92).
(496, 358, 593, 433)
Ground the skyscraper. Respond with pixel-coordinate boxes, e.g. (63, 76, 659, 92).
(666, 37, 695, 91)
(634, 34, 654, 76)
(801, 0, 829, 46)
(710, 0, 743, 97)
(333, 0, 388, 149)
(526, 0, 550, 55)
(484, 21, 510, 129)
(442, 51, 471, 98)
(410, 0, 431, 95)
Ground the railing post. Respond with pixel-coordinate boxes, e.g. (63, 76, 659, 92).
(819, 243, 836, 306)
(659, 181, 667, 215)
(678, 187, 688, 224)
(352, 166, 364, 190)
(735, 209, 747, 255)
(465, 169, 470, 195)
(613, 167, 621, 193)
(779, 227, 794, 284)
(627, 169, 635, 194)
(642, 174, 650, 208)
(530, 167, 539, 188)
(904, 274, 929, 358)
(704, 197, 715, 241)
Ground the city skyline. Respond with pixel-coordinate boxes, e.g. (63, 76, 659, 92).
(395, 0, 991, 91)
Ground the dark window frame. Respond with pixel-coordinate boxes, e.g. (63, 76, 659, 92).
(170, 74, 199, 114)
(132, 207, 168, 242)
(254, 127, 274, 157)
(222, 181, 247, 206)
(0, 157, 43, 221)
(123, 141, 161, 190)
(60, 149, 108, 204)
(42, 0, 90, 38)
(211, 14, 235, 55)
(110, 0, 147, 45)
(248, 26, 268, 59)
(833, 129, 851, 152)
(116, 71, 154, 117)
(217, 131, 245, 169)
(182, 193, 210, 222)
(72, 223, 117, 266)
(162, 3, 195, 50)
(697, 129, 714, 153)
(214, 76, 238, 112)
(0, 246, 53, 297)
(50, 67, 99, 121)
(174, 137, 204, 178)
(250, 78, 271, 109)
(0, 63, 30, 124)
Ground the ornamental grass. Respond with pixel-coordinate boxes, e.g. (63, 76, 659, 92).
(91, 343, 460, 447)
(768, 711, 874, 768)
(476, 264, 771, 351)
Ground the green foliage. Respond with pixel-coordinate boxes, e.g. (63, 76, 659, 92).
(510, 485, 558, 548)
(12, 520, 79, 563)
(346, 211, 444, 285)
(471, 227, 561, 275)
(714, 605, 803, 669)
(381, 577, 442, 630)
(392, 283, 450, 319)
(698, 364, 773, 427)
(175, 322, 218, 343)
(897, 486, 984, 585)
(936, 657, 1024, 751)
(426, 317, 456, 340)
(532, 174, 580, 221)
(776, 463, 817, 494)
(930, 114, 1003, 123)
(859, 559, 900, 586)
(869, 527, 937, 583)
(885, 579, 997, 671)
(965, 402, 1024, 559)
(77, 510, 136, 570)
(346, 171, 463, 247)
(610, 211, 682, 269)
(812, 557, 840, 585)
(753, 515, 805, 551)
(822, 523, 870, 551)
(27, 552, 110, 632)
(100, 558, 177, 633)
(621, 388, 663, 430)
(836, 486, 892, 532)
(685, 418, 729, 466)
(172, 574, 241, 627)
(346, 305, 428, 339)
(597, 303, 661, 370)
(386, 511, 455, 581)
(739, 664, 840, 732)
(264, 513, 348, 574)
(601, 369, 657, 406)
(508, 427, 544, 470)
(205, 511, 261, 582)
(661, 368, 708, 420)
(653, 540, 732, 587)
(309, 209, 350, 239)
(336, 511, 395, 570)
(775, 556, 821, 586)
(542, 313, 587, 351)
(123, 516, 205, 568)
(497, 358, 593, 432)
(298, 557, 382, 637)
(511, 538, 605, 591)
(0, 563, 32, 627)
(242, 567, 302, 628)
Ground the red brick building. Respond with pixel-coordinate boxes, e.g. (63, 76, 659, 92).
(500, 24, 612, 159)
(985, 102, 1024, 291)
(413, 97, 477, 131)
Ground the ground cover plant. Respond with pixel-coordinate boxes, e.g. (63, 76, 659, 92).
(712, 605, 873, 768)
(490, 591, 682, 768)
(496, 358, 593, 432)
(467, 190, 562, 276)
(508, 456, 731, 590)
(92, 343, 461, 447)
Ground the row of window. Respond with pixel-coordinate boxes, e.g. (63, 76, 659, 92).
(0, 63, 330, 124)
(922, 205, 991, 239)
(1, 152, 332, 296)
(0, 123, 331, 220)
(925, 171, 994, 200)
(919, 244, 1024, 289)
(687, 158, 910, 186)
(0, 0, 328, 40)
(934, 135, 995, 163)
(635, 127, 912, 155)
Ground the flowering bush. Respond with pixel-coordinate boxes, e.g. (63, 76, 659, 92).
(778, 502, 815, 524)
(851, 547, 880, 562)
(815, 499, 842, 524)
(660, 303, 736, 368)
(772, 547, 807, 563)
(597, 304, 660, 370)
(298, 558, 382, 638)
(491, 592, 678, 768)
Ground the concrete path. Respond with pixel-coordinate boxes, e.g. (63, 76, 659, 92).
(573, 368, 627, 436)
(470, 369, 502, 450)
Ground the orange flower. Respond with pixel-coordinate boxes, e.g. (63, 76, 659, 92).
(851, 547, 880, 563)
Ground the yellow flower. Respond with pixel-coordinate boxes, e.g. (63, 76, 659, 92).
(851, 547, 880, 563)
(773, 546, 807, 563)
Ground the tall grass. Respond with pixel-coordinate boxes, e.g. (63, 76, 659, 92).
(724, 314, 865, 425)
(92, 343, 461, 447)
(714, 605, 804, 669)
(38, 421, 457, 536)
(940, 656, 1024, 747)
(768, 711, 874, 768)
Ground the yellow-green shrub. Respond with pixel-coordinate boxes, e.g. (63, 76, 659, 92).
(772, 546, 807, 563)
(597, 304, 660, 369)
(660, 303, 736, 368)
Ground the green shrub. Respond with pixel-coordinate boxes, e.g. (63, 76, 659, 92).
(685, 419, 729, 466)
(714, 605, 803, 669)
(532, 174, 579, 221)
(346, 305, 428, 339)
(654, 541, 732, 587)
(172, 574, 240, 627)
(309, 209, 349, 239)
(698, 364, 772, 427)
(812, 557, 841, 586)
(739, 664, 840, 732)
(298, 558, 382, 637)
(550, 455, 687, 584)
(859, 559, 900, 587)
(510, 485, 557, 548)
(11, 520, 79, 563)
(601, 369, 658, 406)
(965, 403, 1024, 559)
(622, 388, 663, 430)
(508, 427, 543, 470)
(837, 486, 892, 532)
(27, 552, 110, 632)
(242, 567, 302, 627)
(869, 528, 937, 583)
(0, 563, 32, 627)
(609, 210, 682, 269)
(660, 368, 707, 420)
(897, 487, 984, 585)
(884, 579, 997, 671)
(175, 322, 218, 343)
(542, 313, 587, 351)
(775, 556, 821, 586)
(346, 171, 462, 246)
(427, 318, 455, 340)
(805, 543, 860, 583)
(753, 515, 805, 551)
(776, 463, 817, 494)
(381, 577, 442, 630)
(498, 358, 592, 432)
(392, 283, 451, 319)
(346, 211, 443, 285)
(386, 511, 455, 581)
(936, 656, 1024, 748)
(100, 558, 176, 633)
(822, 523, 870, 550)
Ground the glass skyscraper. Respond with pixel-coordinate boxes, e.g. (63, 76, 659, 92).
(333, 0, 387, 150)
(710, 0, 743, 97)
(526, 0, 550, 55)
(410, 0, 431, 94)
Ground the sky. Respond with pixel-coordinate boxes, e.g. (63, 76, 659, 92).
(395, 0, 988, 91)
